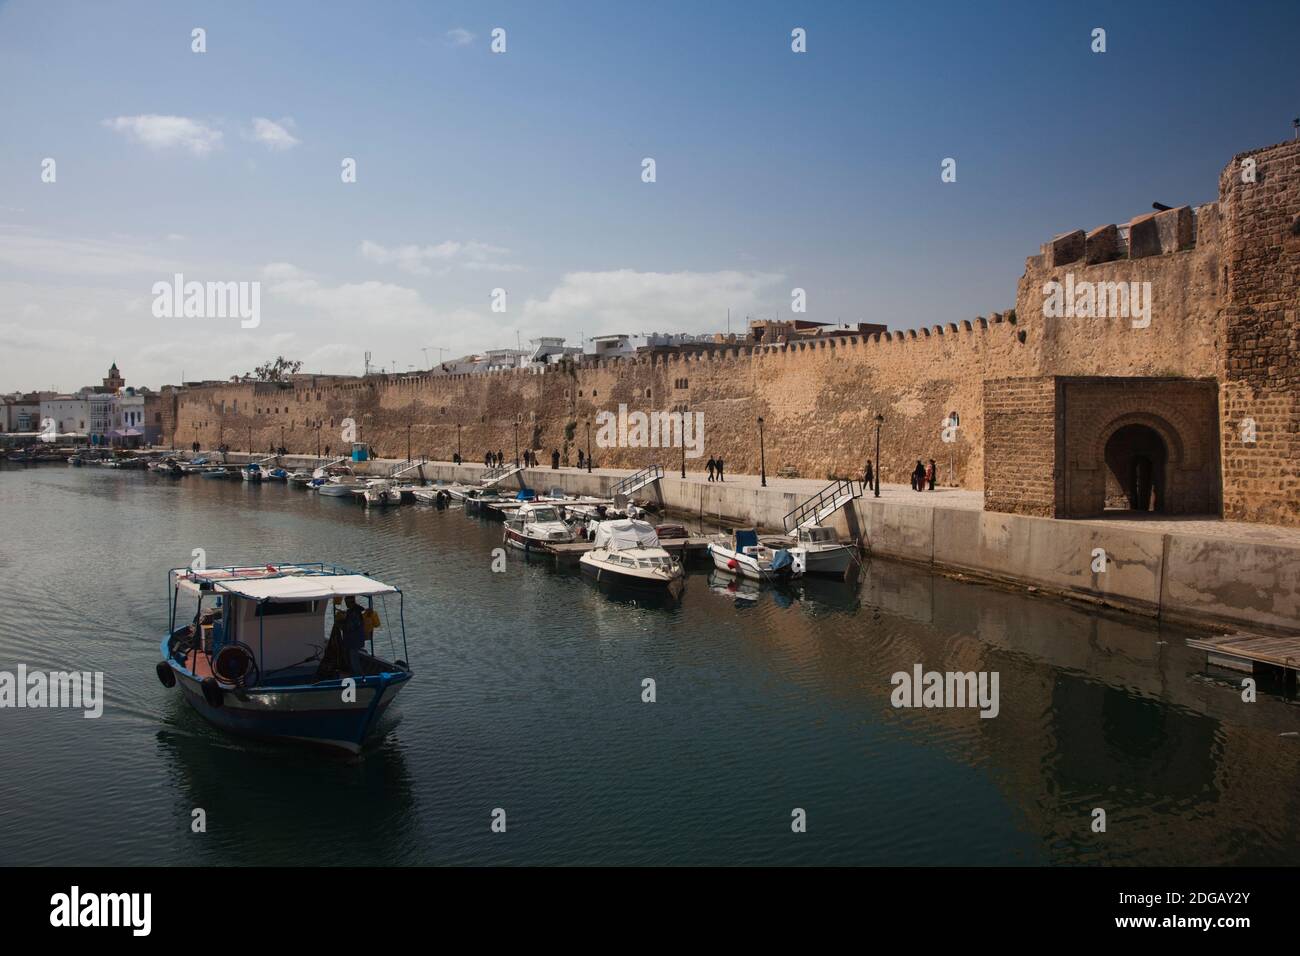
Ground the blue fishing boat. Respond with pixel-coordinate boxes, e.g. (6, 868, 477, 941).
(157, 563, 413, 754)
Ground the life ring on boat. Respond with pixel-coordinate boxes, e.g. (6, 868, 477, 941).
(213, 643, 259, 687)
(155, 661, 176, 688)
(201, 677, 224, 708)
(727, 558, 739, 571)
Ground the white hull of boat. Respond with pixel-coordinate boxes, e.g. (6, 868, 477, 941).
(316, 482, 360, 497)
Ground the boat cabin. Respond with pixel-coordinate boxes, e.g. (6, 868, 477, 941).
(167, 564, 409, 687)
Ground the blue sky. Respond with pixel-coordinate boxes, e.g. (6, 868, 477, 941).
(1, 0, 1296, 391)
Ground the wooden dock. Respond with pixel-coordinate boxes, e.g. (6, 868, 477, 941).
(1187, 631, 1300, 674)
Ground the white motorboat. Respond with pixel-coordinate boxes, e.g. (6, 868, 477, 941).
(241, 463, 264, 482)
(580, 520, 684, 590)
(362, 479, 402, 507)
(316, 478, 365, 497)
(707, 528, 797, 581)
(314, 464, 364, 496)
(287, 468, 316, 487)
(767, 525, 858, 578)
(503, 502, 576, 551)
(411, 485, 454, 506)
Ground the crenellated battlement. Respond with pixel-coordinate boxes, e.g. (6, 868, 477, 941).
(164, 138, 1299, 526)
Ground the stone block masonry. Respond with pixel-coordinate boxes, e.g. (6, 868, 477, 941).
(169, 137, 1300, 528)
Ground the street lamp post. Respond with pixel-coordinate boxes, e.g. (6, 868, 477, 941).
(514, 416, 520, 465)
(406, 423, 412, 462)
(873, 413, 884, 498)
(758, 416, 767, 488)
(680, 408, 687, 479)
(457, 423, 462, 461)
(585, 420, 592, 473)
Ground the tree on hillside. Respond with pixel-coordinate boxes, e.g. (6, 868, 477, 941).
(250, 357, 304, 382)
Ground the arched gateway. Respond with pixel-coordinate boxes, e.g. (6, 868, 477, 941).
(983, 376, 1222, 519)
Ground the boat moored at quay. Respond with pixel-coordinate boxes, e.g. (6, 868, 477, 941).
(503, 501, 576, 551)
(580, 519, 684, 591)
(158, 563, 413, 753)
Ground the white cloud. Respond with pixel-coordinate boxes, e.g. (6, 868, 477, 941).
(247, 117, 300, 151)
(522, 269, 784, 333)
(264, 267, 439, 328)
(0, 232, 181, 276)
(102, 115, 222, 156)
(359, 239, 517, 275)
(446, 28, 476, 46)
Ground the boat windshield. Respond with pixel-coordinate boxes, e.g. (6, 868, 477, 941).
(529, 507, 560, 522)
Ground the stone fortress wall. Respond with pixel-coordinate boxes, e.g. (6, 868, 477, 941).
(167, 139, 1300, 527)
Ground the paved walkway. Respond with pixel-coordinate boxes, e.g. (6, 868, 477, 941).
(198, 449, 1300, 548)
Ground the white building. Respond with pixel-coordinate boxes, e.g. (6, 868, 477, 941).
(527, 337, 583, 367)
(39, 394, 90, 436)
(585, 332, 708, 357)
(88, 393, 116, 444)
(482, 348, 531, 371)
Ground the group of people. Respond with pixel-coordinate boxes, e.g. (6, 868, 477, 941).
(860, 459, 938, 492)
(705, 457, 726, 482)
(911, 459, 937, 492)
(484, 449, 507, 468)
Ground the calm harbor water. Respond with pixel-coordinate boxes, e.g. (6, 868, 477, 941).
(0, 463, 1297, 866)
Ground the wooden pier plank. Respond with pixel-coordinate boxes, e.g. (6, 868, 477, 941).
(1188, 631, 1300, 669)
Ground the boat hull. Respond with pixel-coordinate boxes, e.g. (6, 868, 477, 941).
(798, 545, 856, 577)
(503, 525, 573, 550)
(169, 662, 410, 754)
(579, 557, 682, 590)
(708, 544, 793, 581)
(316, 483, 357, 497)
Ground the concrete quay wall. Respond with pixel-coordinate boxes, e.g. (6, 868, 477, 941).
(220, 453, 1300, 637)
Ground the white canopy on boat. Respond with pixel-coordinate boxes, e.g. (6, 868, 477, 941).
(213, 574, 398, 603)
(593, 519, 661, 551)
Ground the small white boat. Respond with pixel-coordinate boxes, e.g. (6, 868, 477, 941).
(774, 525, 858, 578)
(362, 479, 402, 507)
(287, 468, 315, 487)
(411, 486, 453, 506)
(503, 502, 576, 551)
(241, 463, 264, 482)
(580, 520, 684, 591)
(314, 464, 364, 496)
(707, 529, 797, 581)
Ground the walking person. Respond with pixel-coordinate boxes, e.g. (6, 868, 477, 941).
(706, 456, 716, 482)
(912, 460, 925, 492)
(497, 449, 504, 469)
(927, 458, 937, 491)
(863, 460, 874, 493)
(716, 457, 725, 482)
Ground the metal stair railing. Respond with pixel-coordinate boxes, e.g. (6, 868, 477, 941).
(481, 462, 523, 485)
(612, 463, 663, 498)
(783, 478, 862, 532)
(388, 455, 429, 478)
